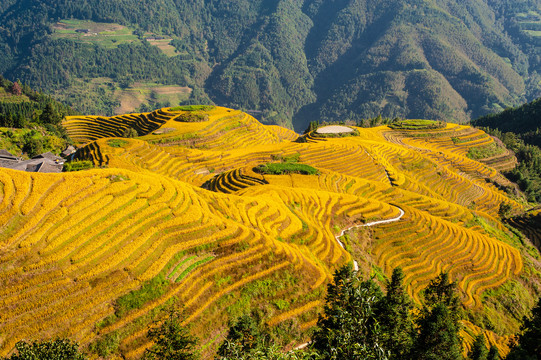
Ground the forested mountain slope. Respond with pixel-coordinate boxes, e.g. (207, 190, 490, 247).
(474, 97, 541, 146)
(472, 97, 541, 202)
(1, 0, 540, 130)
(0, 76, 74, 157)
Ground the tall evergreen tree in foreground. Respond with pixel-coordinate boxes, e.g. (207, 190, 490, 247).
(377, 268, 415, 360)
(469, 334, 488, 360)
(410, 273, 464, 360)
(506, 297, 541, 360)
(143, 309, 199, 360)
(311, 264, 388, 360)
(487, 346, 499, 360)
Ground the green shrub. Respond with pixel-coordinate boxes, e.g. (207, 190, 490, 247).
(5, 339, 87, 360)
(254, 162, 319, 175)
(174, 112, 209, 122)
(63, 160, 94, 172)
(107, 139, 128, 147)
(388, 119, 446, 130)
(122, 127, 139, 138)
(170, 105, 215, 112)
(270, 152, 301, 163)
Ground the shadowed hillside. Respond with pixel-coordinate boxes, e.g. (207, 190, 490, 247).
(0, 0, 540, 128)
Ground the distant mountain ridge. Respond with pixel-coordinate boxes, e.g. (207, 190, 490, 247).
(1, 0, 540, 130)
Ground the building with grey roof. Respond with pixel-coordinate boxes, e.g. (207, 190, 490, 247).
(0, 150, 64, 173)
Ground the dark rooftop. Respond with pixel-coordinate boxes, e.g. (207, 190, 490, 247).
(0, 149, 18, 160)
(32, 152, 63, 161)
(0, 150, 63, 173)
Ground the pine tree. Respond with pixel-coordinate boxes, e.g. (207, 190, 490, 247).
(487, 345, 499, 360)
(507, 297, 541, 360)
(40, 102, 62, 125)
(143, 309, 199, 360)
(377, 268, 415, 360)
(468, 334, 488, 360)
(311, 264, 388, 360)
(520, 297, 541, 358)
(410, 273, 464, 360)
(412, 303, 464, 360)
(424, 273, 460, 314)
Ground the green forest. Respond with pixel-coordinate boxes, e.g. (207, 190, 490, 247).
(1, 0, 540, 130)
(0, 76, 73, 157)
(473, 97, 541, 202)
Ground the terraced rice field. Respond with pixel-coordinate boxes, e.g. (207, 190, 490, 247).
(0, 107, 533, 358)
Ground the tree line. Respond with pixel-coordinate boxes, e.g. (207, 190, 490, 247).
(0, 76, 75, 128)
(4, 265, 541, 360)
(0, 76, 73, 157)
(473, 96, 541, 202)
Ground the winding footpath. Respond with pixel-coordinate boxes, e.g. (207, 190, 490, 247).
(294, 206, 405, 351)
(335, 206, 405, 271)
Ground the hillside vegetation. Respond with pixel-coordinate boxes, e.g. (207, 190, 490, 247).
(474, 97, 541, 147)
(0, 0, 540, 128)
(1, 106, 540, 358)
(0, 76, 73, 157)
(473, 97, 541, 202)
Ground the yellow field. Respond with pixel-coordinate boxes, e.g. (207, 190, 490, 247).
(0, 108, 535, 358)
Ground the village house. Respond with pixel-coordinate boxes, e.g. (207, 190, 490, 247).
(0, 150, 64, 173)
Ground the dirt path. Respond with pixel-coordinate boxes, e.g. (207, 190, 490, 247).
(335, 206, 405, 271)
(293, 207, 405, 351)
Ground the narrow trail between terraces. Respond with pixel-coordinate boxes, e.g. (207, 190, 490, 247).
(334, 206, 405, 271)
(295, 206, 405, 351)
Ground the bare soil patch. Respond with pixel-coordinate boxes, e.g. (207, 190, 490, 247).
(146, 39, 177, 57)
(150, 86, 192, 95)
(153, 128, 176, 135)
(316, 125, 354, 134)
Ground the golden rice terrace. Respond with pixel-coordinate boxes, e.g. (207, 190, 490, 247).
(0, 108, 537, 358)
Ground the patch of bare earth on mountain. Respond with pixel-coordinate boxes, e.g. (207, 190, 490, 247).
(316, 125, 354, 134)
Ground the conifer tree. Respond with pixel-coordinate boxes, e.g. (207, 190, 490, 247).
(487, 345, 499, 360)
(506, 297, 541, 360)
(410, 273, 464, 360)
(424, 273, 461, 314)
(412, 303, 464, 360)
(143, 309, 199, 360)
(377, 268, 415, 360)
(468, 334, 488, 360)
(40, 102, 62, 125)
(311, 264, 388, 360)
(519, 297, 541, 359)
